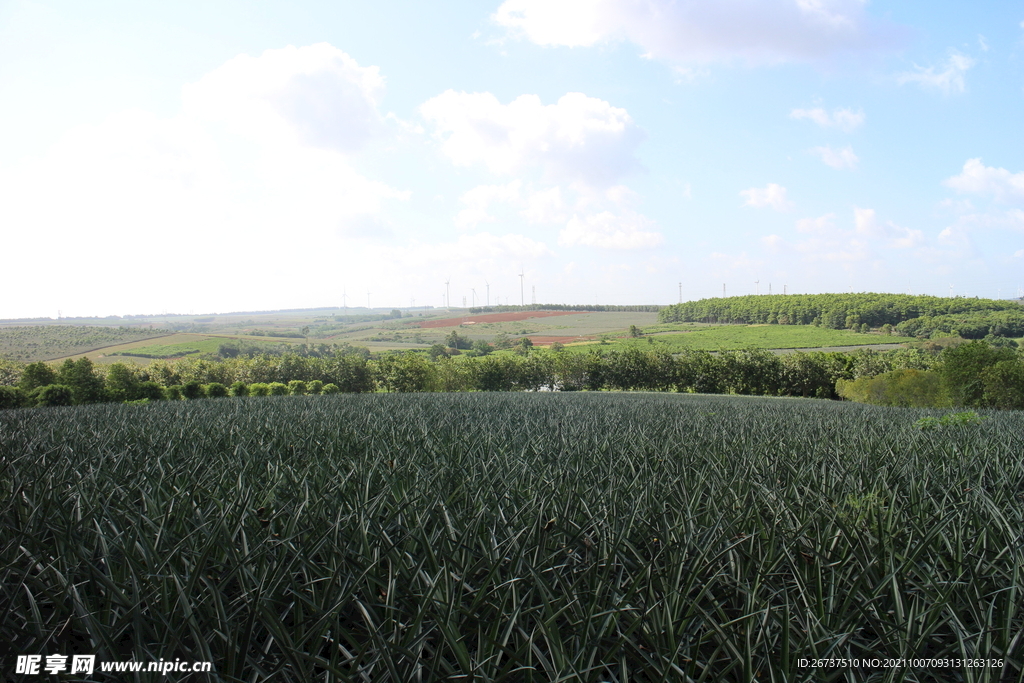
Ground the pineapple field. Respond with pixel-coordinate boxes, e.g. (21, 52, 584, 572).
(3, 392, 1023, 681)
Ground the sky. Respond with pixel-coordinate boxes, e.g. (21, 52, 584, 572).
(1, 0, 1022, 318)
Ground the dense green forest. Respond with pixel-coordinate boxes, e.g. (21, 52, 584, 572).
(2, 340, 1022, 410)
(658, 293, 1021, 328)
(894, 309, 1024, 339)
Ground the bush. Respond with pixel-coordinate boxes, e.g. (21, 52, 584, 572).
(0, 386, 28, 410)
(19, 362, 57, 392)
(306, 380, 323, 395)
(205, 382, 228, 398)
(105, 362, 142, 402)
(288, 380, 307, 395)
(249, 383, 270, 397)
(137, 381, 165, 401)
(164, 385, 183, 401)
(268, 382, 289, 396)
(836, 369, 943, 408)
(181, 380, 205, 400)
(981, 360, 1024, 410)
(915, 412, 987, 431)
(938, 341, 1017, 407)
(229, 381, 249, 397)
(321, 383, 340, 394)
(33, 384, 74, 407)
(56, 358, 106, 404)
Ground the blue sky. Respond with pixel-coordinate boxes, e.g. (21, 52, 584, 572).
(1, 0, 1022, 318)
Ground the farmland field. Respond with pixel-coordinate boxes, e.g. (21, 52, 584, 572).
(3, 393, 1023, 681)
(58, 333, 305, 365)
(0, 325, 170, 362)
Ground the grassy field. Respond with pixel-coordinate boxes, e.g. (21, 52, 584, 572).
(586, 324, 917, 352)
(3, 392, 1022, 681)
(108, 335, 229, 359)
(320, 311, 663, 347)
(58, 333, 304, 365)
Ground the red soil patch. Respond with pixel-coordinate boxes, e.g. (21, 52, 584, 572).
(418, 310, 582, 329)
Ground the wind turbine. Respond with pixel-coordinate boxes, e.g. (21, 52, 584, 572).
(519, 269, 525, 308)
(471, 288, 476, 308)
(445, 278, 451, 309)
(485, 280, 490, 307)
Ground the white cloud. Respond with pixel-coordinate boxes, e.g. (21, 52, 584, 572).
(853, 207, 923, 249)
(769, 209, 920, 266)
(790, 106, 864, 131)
(761, 234, 784, 251)
(492, 0, 905, 66)
(937, 226, 968, 248)
(810, 144, 858, 170)
(407, 231, 552, 262)
(419, 90, 642, 186)
(944, 158, 1024, 204)
(0, 45, 411, 317)
(522, 186, 567, 223)
(183, 43, 386, 152)
(740, 183, 793, 211)
(455, 181, 522, 229)
(897, 51, 975, 95)
(559, 210, 663, 249)
(796, 213, 836, 234)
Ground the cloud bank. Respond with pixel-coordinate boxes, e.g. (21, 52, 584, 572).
(492, 0, 906, 66)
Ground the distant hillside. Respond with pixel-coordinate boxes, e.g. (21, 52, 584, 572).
(0, 326, 170, 362)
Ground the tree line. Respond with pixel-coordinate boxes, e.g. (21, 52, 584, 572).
(468, 304, 662, 314)
(3, 341, 1020, 410)
(894, 309, 1024, 340)
(658, 293, 1021, 329)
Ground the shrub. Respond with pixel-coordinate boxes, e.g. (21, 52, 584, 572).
(0, 386, 27, 410)
(248, 383, 270, 397)
(137, 381, 165, 401)
(306, 380, 323, 395)
(288, 380, 307, 396)
(836, 368, 943, 407)
(320, 383, 340, 394)
(268, 382, 289, 396)
(938, 341, 1017, 407)
(164, 385, 183, 401)
(181, 380, 205, 400)
(914, 411, 987, 431)
(56, 358, 106, 404)
(981, 360, 1024, 410)
(33, 384, 74, 407)
(105, 363, 142, 402)
(205, 382, 228, 398)
(229, 381, 249, 397)
(18, 362, 57, 392)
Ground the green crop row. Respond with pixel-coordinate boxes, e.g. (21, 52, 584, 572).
(3, 393, 1024, 681)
